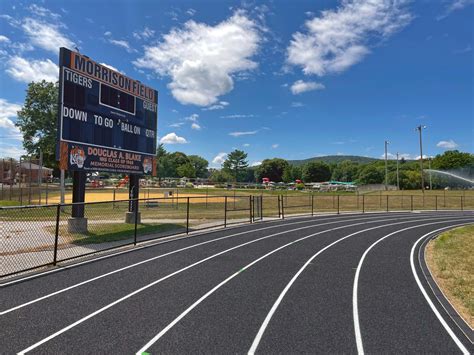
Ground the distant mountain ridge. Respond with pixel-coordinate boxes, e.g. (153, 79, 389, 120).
(289, 155, 380, 166)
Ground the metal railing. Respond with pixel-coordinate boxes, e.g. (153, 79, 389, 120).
(1, 193, 472, 278)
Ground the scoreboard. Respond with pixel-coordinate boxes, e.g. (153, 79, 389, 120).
(57, 47, 158, 175)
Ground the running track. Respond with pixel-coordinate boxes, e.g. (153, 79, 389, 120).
(1, 211, 473, 354)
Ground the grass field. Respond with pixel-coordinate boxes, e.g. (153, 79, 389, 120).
(426, 225, 474, 327)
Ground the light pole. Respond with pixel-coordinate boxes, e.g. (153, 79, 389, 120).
(396, 152, 400, 190)
(384, 140, 390, 191)
(415, 125, 427, 192)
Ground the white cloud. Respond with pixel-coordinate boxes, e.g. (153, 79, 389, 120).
(229, 130, 258, 137)
(104, 31, 112, 36)
(251, 161, 262, 167)
(437, 139, 459, 149)
(109, 39, 136, 53)
(0, 98, 22, 133)
(382, 152, 413, 160)
(134, 11, 261, 106)
(159, 132, 188, 144)
(287, 0, 412, 76)
(437, 0, 474, 20)
(185, 113, 199, 122)
(132, 27, 155, 40)
(212, 152, 228, 165)
(0, 144, 26, 158)
(291, 102, 304, 108)
(6, 56, 58, 82)
(243, 143, 250, 147)
(271, 144, 279, 149)
(28, 4, 61, 20)
(202, 101, 229, 111)
(220, 114, 255, 118)
(100, 62, 124, 74)
(22, 18, 74, 54)
(187, 8, 197, 16)
(0, 35, 10, 43)
(191, 122, 201, 130)
(290, 79, 325, 94)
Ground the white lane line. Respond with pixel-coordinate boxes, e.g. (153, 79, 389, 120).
(352, 220, 473, 355)
(136, 216, 467, 355)
(1, 213, 421, 315)
(17, 214, 409, 354)
(0, 211, 448, 287)
(248, 217, 471, 354)
(411, 225, 471, 355)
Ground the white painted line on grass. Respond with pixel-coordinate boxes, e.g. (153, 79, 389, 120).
(411, 225, 471, 355)
(352, 220, 472, 355)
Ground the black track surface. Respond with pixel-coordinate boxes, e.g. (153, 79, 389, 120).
(1, 211, 473, 354)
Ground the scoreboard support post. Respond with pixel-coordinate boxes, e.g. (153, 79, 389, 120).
(125, 174, 141, 224)
(68, 171, 88, 233)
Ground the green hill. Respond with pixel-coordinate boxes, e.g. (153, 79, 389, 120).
(289, 155, 379, 166)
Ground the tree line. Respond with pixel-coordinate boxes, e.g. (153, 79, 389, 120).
(13, 81, 474, 189)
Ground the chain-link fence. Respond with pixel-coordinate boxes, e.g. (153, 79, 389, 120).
(1, 193, 472, 278)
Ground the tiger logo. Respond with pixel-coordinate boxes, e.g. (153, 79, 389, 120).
(70, 146, 86, 168)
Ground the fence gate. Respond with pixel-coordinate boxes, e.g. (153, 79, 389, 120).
(253, 195, 263, 221)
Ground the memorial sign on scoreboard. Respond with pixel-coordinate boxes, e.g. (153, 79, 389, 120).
(57, 47, 157, 175)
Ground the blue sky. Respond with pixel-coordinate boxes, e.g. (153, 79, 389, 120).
(0, 0, 472, 167)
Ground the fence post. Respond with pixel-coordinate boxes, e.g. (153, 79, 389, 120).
(411, 195, 413, 211)
(461, 196, 463, 211)
(337, 195, 340, 215)
(249, 196, 253, 223)
(260, 195, 263, 220)
(277, 195, 281, 219)
(362, 195, 365, 213)
(386, 195, 389, 212)
(186, 197, 190, 234)
(435, 195, 438, 211)
(311, 194, 314, 217)
(53, 204, 61, 265)
(9, 158, 13, 201)
(133, 198, 138, 245)
(1, 159, 3, 201)
(224, 196, 228, 227)
(281, 195, 285, 219)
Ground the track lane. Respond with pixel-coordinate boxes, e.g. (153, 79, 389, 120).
(4, 213, 414, 353)
(2, 212, 414, 308)
(356, 220, 473, 353)
(16, 215, 470, 354)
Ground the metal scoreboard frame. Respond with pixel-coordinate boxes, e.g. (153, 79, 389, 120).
(57, 47, 158, 175)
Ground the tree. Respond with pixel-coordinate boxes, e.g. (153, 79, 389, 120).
(176, 162, 196, 178)
(357, 164, 384, 185)
(331, 160, 359, 182)
(282, 165, 302, 183)
(16, 81, 59, 169)
(256, 158, 289, 182)
(209, 169, 234, 183)
(222, 149, 248, 182)
(302, 161, 331, 182)
(188, 155, 209, 178)
(432, 150, 473, 170)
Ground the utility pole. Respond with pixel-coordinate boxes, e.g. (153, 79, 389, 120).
(428, 157, 432, 190)
(415, 125, 426, 193)
(396, 152, 400, 190)
(384, 140, 390, 191)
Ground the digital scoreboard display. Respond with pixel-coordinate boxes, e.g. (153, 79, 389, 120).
(57, 47, 158, 175)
